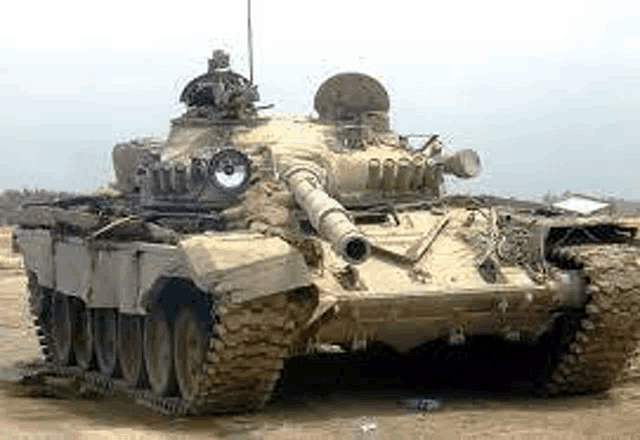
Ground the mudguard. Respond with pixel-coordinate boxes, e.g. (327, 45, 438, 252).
(178, 232, 312, 304)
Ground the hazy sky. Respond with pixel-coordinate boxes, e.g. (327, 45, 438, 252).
(1, 0, 639, 201)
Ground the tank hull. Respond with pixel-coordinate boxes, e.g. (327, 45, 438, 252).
(14, 204, 584, 352)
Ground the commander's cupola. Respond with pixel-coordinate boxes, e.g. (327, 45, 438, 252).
(178, 49, 260, 121)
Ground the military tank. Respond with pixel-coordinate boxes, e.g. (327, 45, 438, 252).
(12, 48, 640, 415)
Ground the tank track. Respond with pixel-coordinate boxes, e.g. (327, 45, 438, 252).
(544, 243, 640, 394)
(183, 291, 315, 415)
(26, 272, 56, 363)
(17, 284, 315, 416)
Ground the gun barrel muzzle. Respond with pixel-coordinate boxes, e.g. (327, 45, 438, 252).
(287, 170, 371, 265)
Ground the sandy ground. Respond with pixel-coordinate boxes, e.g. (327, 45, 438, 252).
(2, 226, 640, 439)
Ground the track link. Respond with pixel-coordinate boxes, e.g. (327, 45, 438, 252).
(545, 243, 640, 394)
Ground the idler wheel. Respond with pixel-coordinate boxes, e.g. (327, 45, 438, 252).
(118, 314, 146, 387)
(51, 292, 73, 365)
(70, 298, 93, 370)
(94, 309, 120, 377)
(144, 305, 177, 396)
(173, 305, 207, 401)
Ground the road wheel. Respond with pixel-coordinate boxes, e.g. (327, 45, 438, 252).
(70, 298, 93, 370)
(94, 309, 119, 376)
(144, 305, 177, 396)
(118, 314, 146, 387)
(174, 305, 207, 401)
(51, 292, 73, 366)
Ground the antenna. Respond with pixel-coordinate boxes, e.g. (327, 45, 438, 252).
(247, 0, 254, 84)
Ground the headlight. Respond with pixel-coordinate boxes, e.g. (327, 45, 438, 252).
(208, 149, 251, 194)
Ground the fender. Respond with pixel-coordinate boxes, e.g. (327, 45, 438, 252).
(178, 232, 312, 304)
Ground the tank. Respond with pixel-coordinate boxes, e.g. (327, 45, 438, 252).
(12, 49, 640, 415)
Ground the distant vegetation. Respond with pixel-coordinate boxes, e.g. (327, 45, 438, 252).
(0, 188, 79, 225)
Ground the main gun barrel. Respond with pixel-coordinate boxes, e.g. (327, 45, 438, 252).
(286, 169, 371, 265)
